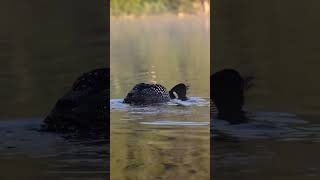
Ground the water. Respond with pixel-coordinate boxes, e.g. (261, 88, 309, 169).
(212, 112, 320, 179)
(0, 119, 108, 180)
(110, 16, 210, 180)
(212, 1, 320, 179)
(212, 109, 320, 180)
(0, 1, 108, 179)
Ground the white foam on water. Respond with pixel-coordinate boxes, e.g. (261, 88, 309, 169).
(110, 99, 130, 110)
(168, 97, 210, 106)
(110, 97, 209, 111)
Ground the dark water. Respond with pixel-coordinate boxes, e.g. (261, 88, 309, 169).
(110, 16, 210, 180)
(0, 119, 108, 180)
(0, 1, 108, 179)
(212, 1, 320, 179)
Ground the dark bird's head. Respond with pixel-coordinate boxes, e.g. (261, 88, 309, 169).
(211, 69, 247, 124)
(169, 83, 188, 101)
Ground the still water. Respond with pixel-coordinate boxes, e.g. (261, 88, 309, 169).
(0, 1, 108, 179)
(212, 1, 320, 179)
(110, 16, 210, 180)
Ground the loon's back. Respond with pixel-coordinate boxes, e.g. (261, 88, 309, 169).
(123, 83, 188, 104)
(123, 83, 170, 104)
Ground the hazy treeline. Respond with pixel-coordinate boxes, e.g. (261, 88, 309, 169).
(110, 0, 210, 16)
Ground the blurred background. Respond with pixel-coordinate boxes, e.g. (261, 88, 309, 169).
(212, 0, 320, 121)
(111, 0, 210, 16)
(212, 1, 320, 180)
(0, 0, 107, 118)
(0, 1, 108, 179)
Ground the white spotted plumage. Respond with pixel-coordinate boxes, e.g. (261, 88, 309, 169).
(124, 83, 171, 104)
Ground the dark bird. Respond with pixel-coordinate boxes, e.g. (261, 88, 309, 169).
(123, 83, 188, 105)
(211, 69, 253, 124)
(42, 68, 109, 134)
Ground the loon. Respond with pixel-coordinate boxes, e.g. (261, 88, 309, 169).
(211, 69, 253, 124)
(42, 68, 109, 133)
(123, 83, 188, 104)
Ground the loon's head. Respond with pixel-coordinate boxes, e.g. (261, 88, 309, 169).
(211, 69, 247, 124)
(169, 83, 188, 101)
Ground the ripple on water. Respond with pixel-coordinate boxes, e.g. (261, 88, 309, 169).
(111, 97, 210, 126)
(111, 97, 209, 111)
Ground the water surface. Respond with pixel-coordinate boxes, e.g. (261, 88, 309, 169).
(0, 119, 108, 180)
